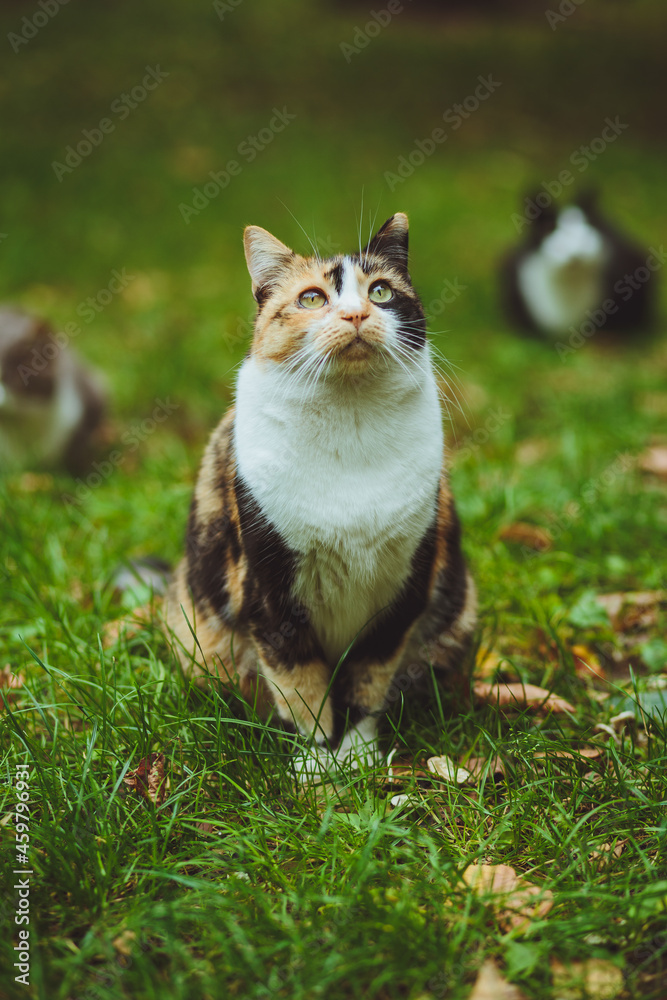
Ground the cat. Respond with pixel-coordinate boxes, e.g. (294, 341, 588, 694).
(164, 214, 476, 769)
(501, 191, 656, 336)
(0, 308, 106, 474)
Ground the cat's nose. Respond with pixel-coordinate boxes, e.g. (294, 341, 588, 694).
(341, 308, 370, 330)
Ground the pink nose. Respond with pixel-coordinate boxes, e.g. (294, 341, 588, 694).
(341, 308, 370, 330)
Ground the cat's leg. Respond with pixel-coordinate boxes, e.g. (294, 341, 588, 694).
(251, 641, 334, 744)
(164, 559, 255, 687)
(422, 570, 477, 676)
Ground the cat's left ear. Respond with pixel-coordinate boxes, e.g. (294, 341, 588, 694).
(244, 226, 296, 301)
(362, 213, 409, 271)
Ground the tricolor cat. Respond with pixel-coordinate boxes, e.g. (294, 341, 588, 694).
(165, 214, 476, 767)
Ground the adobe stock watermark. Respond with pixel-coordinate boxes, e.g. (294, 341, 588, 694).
(13, 763, 32, 988)
(384, 75, 501, 191)
(424, 277, 468, 323)
(454, 406, 511, 463)
(8, 0, 69, 53)
(340, 0, 411, 62)
(52, 66, 169, 181)
(555, 246, 666, 360)
(179, 107, 296, 224)
(520, 450, 634, 560)
(213, 0, 243, 20)
(546, 0, 586, 30)
(511, 116, 628, 232)
(17, 269, 136, 387)
(61, 397, 179, 507)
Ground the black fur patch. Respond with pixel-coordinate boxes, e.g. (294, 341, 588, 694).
(234, 475, 324, 668)
(324, 262, 344, 294)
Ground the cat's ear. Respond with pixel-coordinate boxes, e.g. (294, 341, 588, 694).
(362, 213, 409, 270)
(244, 226, 296, 301)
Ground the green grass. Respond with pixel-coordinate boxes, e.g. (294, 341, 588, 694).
(1, 1, 667, 997)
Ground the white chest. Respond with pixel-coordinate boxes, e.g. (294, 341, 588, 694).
(517, 251, 606, 334)
(234, 357, 444, 663)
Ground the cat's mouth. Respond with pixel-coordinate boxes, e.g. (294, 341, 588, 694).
(328, 329, 381, 363)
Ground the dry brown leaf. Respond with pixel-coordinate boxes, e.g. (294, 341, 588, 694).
(499, 522, 552, 551)
(1, 664, 25, 706)
(427, 755, 471, 785)
(465, 755, 506, 779)
(596, 590, 666, 631)
(551, 957, 623, 999)
(112, 930, 136, 957)
(468, 960, 526, 999)
(123, 752, 167, 806)
(639, 445, 667, 478)
(571, 644, 606, 682)
(473, 681, 575, 715)
(464, 863, 553, 932)
(195, 821, 217, 835)
(533, 747, 602, 762)
(588, 840, 626, 864)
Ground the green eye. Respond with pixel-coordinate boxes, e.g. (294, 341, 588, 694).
(298, 288, 327, 309)
(369, 281, 393, 304)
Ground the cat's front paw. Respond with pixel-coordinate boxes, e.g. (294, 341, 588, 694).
(292, 717, 380, 782)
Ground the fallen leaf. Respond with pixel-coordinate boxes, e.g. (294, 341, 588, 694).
(465, 755, 506, 780)
(533, 747, 602, 762)
(123, 752, 167, 806)
(639, 445, 667, 478)
(499, 522, 552, 551)
(0, 664, 25, 706)
(427, 755, 471, 785)
(468, 960, 526, 999)
(195, 821, 217, 835)
(551, 957, 623, 999)
(595, 590, 666, 631)
(464, 862, 553, 932)
(588, 840, 626, 865)
(473, 681, 575, 715)
(112, 930, 136, 957)
(571, 644, 606, 681)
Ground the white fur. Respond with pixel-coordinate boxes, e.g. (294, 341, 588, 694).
(517, 207, 609, 334)
(234, 281, 443, 665)
(337, 258, 366, 316)
(293, 716, 380, 781)
(0, 367, 84, 469)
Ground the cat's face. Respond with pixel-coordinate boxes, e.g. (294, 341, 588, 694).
(243, 214, 426, 379)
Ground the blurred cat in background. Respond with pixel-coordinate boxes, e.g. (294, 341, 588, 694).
(501, 191, 658, 337)
(0, 307, 106, 475)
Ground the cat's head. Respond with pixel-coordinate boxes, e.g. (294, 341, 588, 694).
(0, 309, 57, 414)
(243, 213, 426, 380)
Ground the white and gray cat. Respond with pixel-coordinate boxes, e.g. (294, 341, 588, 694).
(0, 308, 106, 474)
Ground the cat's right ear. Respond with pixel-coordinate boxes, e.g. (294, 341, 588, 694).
(243, 227, 295, 303)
